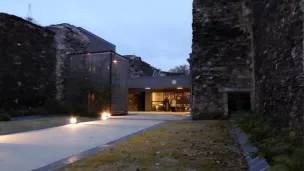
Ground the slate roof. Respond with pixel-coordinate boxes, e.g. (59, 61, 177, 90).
(128, 75, 191, 89)
(77, 27, 116, 52)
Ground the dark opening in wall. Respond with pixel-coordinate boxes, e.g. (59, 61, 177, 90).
(228, 92, 251, 114)
(129, 92, 145, 111)
(137, 92, 145, 111)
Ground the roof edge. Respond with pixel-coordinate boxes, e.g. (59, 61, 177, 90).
(77, 27, 116, 47)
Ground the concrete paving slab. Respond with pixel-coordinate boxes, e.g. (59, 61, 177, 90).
(0, 115, 176, 171)
(33, 122, 165, 171)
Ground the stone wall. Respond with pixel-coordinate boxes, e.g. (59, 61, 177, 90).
(124, 55, 160, 78)
(191, 0, 304, 136)
(252, 1, 304, 134)
(128, 92, 138, 111)
(46, 24, 89, 103)
(190, 0, 253, 119)
(0, 14, 91, 110)
(0, 13, 56, 109)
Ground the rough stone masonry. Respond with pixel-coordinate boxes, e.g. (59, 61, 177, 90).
(0, 13, 56, 109)
(191, 0, 304, 137)
(0, 13, 90, 109)
(190, 0, 253, 119)
(252, 0, 304, 136)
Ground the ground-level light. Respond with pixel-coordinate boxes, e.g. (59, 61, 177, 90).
(70, 117, 77, 124)
(101, 112, 111, 120)
(145, 87, 151, 90)
(177, 87, 183, 89)
(113, 60, 118, 64)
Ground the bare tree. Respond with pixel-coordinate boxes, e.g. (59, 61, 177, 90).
(169, 64, 190, 75)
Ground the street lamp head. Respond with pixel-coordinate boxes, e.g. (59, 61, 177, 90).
(113, 60, 118, 64)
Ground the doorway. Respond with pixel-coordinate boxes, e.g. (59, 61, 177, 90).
(128, 92, 145, 111)
(228, 92, 251, 114)
(136, 92, 145, 111)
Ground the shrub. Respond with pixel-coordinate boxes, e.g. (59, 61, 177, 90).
(0, 111, 11, 121)
(192, 111, 226, 120)
(43, 98, 68, 114)
(31, 107, 49, 115)
(2, 98, 67, 118)
(269, 149, 304, 171)
(237, 113, 304, 170)
(8, 109, 25, 117)
(237, 114, 266, 133)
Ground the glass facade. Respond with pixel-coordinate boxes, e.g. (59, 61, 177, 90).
(151, 91, 190, 112)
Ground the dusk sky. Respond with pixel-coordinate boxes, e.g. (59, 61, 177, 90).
(0, 0, 192, 71)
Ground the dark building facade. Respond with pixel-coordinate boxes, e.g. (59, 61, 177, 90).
(66, 28, 129, 116)
(128, 76, 191, 112)
(67, 52, 129, 116)
(77, 27, 116, 52)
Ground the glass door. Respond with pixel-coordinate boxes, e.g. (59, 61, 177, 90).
(151, 92, 164, 111)
(164, 92, 174, 100)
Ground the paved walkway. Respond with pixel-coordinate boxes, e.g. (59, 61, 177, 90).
(0, 114, 187, 171)
(128, 111, 190, 116)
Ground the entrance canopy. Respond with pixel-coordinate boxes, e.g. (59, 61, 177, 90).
(128, 75, 191, 89)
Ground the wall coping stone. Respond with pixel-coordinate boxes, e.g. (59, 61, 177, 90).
(232, 127, 270, 171)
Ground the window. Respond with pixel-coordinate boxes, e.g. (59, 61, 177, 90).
(152, 92, 164, 111)
(88, 93, 95, 105)
(152, 92, 164, 101)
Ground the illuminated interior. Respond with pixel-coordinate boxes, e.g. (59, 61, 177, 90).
(88, 93, 95, 105)
(151, 92, 190, 112)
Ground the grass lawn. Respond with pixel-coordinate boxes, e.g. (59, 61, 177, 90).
(58, 120, 247, 171)
(0, 116, 97, 135)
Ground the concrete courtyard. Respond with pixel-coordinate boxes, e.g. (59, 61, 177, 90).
(0, 114, 188, 171)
